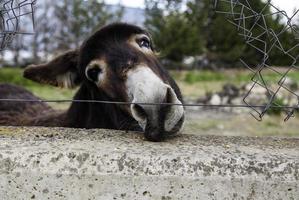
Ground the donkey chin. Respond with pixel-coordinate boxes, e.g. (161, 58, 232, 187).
(127, 65, 185, 142)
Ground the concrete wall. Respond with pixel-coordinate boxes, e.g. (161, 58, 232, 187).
(0, 126, 298, 200)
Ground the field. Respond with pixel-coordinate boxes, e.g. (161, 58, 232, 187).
(1, 67, 299, 137)
(172, 68, 299, 98)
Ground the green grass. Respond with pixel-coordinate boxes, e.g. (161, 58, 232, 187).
(171, 69, 299, 85)
(169, 69, 299, 98)
(185, 113, 299, 137)
(184, 71, 226, 83)
(0, 67, 37, 86)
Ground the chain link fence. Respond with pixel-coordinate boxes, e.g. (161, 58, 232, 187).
(0, 0, 36, 50)
(214, 0, 299, 121)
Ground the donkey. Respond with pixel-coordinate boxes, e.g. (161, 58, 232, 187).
(0, 23, 185, 141)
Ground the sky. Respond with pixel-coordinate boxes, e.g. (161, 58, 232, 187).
(105, 0, 145, 8)
(272, 0, 299, 16)
(105, 0, 299, 17)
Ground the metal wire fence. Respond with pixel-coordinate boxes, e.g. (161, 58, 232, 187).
(214, 0, 299, 121)
(1, 0, 299, 122)
(0, 98, 298, 110)
(0, 0, 36, 50)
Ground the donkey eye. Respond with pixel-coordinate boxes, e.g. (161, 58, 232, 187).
(138, 38, 150, 49)
(86, 68, 102, 82)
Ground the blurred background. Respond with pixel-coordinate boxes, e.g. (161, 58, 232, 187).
(1, 0, 299, 137)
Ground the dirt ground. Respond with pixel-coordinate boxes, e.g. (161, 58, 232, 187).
(184, 108, 299, 137)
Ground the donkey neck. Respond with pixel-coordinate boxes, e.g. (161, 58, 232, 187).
(66, 84, 139, 131)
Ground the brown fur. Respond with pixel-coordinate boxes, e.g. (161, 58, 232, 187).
(0, 84, 61, 126)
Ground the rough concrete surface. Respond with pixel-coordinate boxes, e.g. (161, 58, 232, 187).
(0, 126, 298, 200)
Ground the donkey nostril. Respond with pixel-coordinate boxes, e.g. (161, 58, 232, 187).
(131, 104, 147, 122)
(162, 87, 185, 133)
(165, 87, 175, 104)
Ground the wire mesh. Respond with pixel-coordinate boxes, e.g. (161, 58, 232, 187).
(0, 0, 36, 50)
(214, 0, 299, 121)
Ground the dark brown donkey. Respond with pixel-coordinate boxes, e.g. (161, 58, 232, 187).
(0, 23, 185, 141)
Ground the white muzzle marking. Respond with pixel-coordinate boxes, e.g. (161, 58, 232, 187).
(126, 65, 184, 132)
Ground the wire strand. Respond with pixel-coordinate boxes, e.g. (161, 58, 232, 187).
(0, 98, 298, 110)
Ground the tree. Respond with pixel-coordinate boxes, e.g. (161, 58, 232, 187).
(145, 0, 297, 68)
(145, 0, 205, 67)
(0, 11, 4, 65)
(187, 0, 297, 67)
(31, 2, 56, 62)
(54, 0, 123, 51)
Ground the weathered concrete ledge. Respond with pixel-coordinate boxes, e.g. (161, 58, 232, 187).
(0, 126, 298, 200)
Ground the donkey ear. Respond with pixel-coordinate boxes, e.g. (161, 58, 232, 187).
(23, 50, 81, 88)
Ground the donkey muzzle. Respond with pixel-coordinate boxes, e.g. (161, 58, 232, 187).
(126, 65, 184, 141)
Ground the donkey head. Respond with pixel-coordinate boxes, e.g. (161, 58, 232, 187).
(24, 23, 184, 141)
